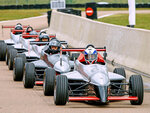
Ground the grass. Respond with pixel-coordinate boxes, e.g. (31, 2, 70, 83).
(96, 13, 150, 30)
(0, 0, 149, 5)
(0, 9, 49, 21)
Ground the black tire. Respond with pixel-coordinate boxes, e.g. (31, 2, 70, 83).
(54, 75, 68, 105)
(43, 68, 56, 96)
(16, 53, 27, 65)
(0, 42, 7, 61)
(129, 75, 144, 105)
(6, 45, 14, 65)
(113, 68, 126, 78)
(23, 63, 35, 88)
(113, 68, 126, 91)
(70, 53, 80, 61)
(13, 57, 24, 81)
(8, 49, 17, 70)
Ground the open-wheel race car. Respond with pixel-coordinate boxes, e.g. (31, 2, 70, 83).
(13, 33, 57, 81)
(53, 45, 144, 106)
(22, 39, 71, 92)
(0, 24, 40, 64)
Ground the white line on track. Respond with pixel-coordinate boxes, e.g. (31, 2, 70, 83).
(98, 13, 115, 19)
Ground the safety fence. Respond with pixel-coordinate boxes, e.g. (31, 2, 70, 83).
(0, 3, 150, 9)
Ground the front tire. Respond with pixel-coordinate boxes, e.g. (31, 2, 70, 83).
(23, 63, 35, 88)
(13, 57, 24, 81)
(129, 75, 144, 105)
(43, 67, 56, 96)
(54, 75, 68, 105)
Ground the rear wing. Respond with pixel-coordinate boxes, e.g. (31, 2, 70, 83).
(11, 29, 40, 33)
(62, 47, 107, 60)
(30, 41, 49, 45)
(22, 35, 39, 38)
(62, 47, 106, 52)
(22, 34, 56, 39)
(2, 25, 28, 28)
(30, 41, 68, 46)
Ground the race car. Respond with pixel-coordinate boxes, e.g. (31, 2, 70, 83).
(23, 39, 72, 95)
(0, 23, 28, 61)
(13, 33, 57, 81)
(0, 24, 40, 62)
(53, 45, 144, 106)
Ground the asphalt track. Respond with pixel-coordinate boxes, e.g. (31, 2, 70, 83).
(1, 11, 150, 113)
(1, 61, 150, 113)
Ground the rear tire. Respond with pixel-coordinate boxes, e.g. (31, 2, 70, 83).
(6, 45, 14, 65)
(70, 53, 80, 61)
(129, 75, 144, 105)
(8, 49, 17, 70)
(43, 68, 56, 96)
(13, 57, 24, 81)
(113, 68, 126, 78)
(16, 53, 26, 65)
(54, 75, 68, 105)
(0, 42, 7, 61)
(23, 63, 35, 88)
(113, 68, 126, 91)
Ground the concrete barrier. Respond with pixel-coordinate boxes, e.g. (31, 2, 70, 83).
(48, 11, 150, 75)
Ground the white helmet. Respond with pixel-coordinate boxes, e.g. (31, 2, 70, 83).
(84, 45, 97, 64)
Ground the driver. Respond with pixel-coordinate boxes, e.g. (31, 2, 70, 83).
(14, 24, 23, 34)
(83, 45, 98, 64)
(44, 38, 61, 54)
(78, 45, 105, 65)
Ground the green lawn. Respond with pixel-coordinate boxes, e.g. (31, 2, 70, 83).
(0, 9, 49, 21)
(0, 0, 150, 5)
(96, 13, 150, 30)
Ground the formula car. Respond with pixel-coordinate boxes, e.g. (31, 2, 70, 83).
(0, 24, 40, 62)
(54, 46, 144, 106)
(23, 40, 72, 95)
(13, 33, 56, 81)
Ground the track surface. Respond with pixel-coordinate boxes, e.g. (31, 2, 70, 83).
(0, 12, 150, 113)
(1, 61, 150, 113)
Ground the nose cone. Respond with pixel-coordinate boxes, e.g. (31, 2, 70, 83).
(91, 73, 109, 86)
(98, 86, 108, 103)
(54, 61, 70, 73)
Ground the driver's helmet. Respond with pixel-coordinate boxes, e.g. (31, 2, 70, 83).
(26, 26, 33, 33)
(84, 45, 98, 64)
(14, 24, 23, 34)
(29, 31, 38, 35)
(49, 38, 61, 54)
(39, 30, 47, 35)
(39, 34, 49, 42)
(15, 24, 23, 30)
